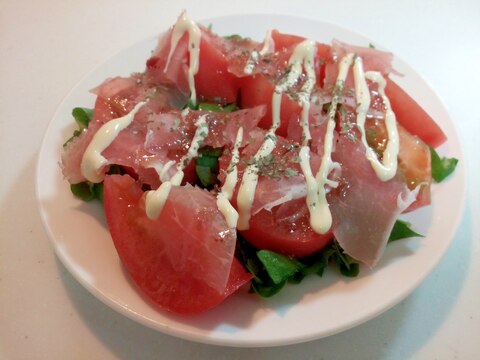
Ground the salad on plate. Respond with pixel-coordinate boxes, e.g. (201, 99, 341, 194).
(60, 12, 458, 315)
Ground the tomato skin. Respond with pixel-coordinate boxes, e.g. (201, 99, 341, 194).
(103, 174, 251, 314)
(240, 74, 301, 136)
(385, 78, 447, 148)
(194, 31, 240, 104)
(271, 30, 331, 87)
(240, 199, 334, 258)
(146, 28, 240, 105)
(271, 30, 306, 50)
(239, 33, 331, 136)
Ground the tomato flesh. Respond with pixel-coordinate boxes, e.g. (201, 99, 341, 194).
(240, 199, 333, 258)
(103, 174, 251, 314)
(386, 78, 447, 148)
(365, 118, 432, 210)
(194, 30, 240, 104)
(240, 74, 301, 136)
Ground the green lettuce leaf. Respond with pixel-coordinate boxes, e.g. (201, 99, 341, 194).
(430, 146, 458, 182)
(389, 220, 424, 243)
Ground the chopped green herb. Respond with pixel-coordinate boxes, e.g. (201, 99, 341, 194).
(284, 168, 298, 178)
(255, 154, 281, 179)
(430, 146, 458, 182)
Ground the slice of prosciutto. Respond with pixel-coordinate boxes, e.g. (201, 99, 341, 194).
(61, 101, 265, 188)
(329, 134, 412, 268)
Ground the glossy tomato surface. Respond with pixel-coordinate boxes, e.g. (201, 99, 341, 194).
(240, 198, 333, 258)
(103, 174, 251, 314)
(386, 78, 447, 148)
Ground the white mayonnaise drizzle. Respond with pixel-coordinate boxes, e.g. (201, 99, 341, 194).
(271, 39, 341, 235)
(81, 102, 145, 183)
(236, 131, 277, 230)
(352, 57, 399, 181)
(145, 159, 176, 183)
(243, 29, 275, 75)
(237, 39, 320, 231)
(216, 127, 243, 228)
(164, 13, 201, 105)
(145, 115, 209, 219)
(304, 53, 355, 234)
(303, 53, 401, 233)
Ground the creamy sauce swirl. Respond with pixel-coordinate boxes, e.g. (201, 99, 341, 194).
(236, 131, 277, 230)
(145, 115, 209, 219)
(243, 29, 275, 75)
(352, 57, 399, 181)
(164, 12, 201, 106)
(81, 102, 145, 183)
(216, 127, 243, 228)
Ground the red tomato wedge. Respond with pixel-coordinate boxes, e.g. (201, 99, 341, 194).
(103, 174, 251, 314)
(239, 33, 331, 136)
(365, 120, 432, 211)
(271, 30, 331, 87)
(146, 25, 241, 105)
(271, 30, 306, 50)
(240, 74, 301, 136)
(218, 129, 332, 258)
(241, 199, 333, 258)
(386, 78, 447, 148)
(194, 28, 241, 104)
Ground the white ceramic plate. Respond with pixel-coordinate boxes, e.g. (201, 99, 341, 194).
(36, 14, 465, 347)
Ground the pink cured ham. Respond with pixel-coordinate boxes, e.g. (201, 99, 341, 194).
(61, 102, 266, 187)
(91, 75, 188, 121)
(142, 105, 266, 181)
(329, 134, 409, 268)
(61, 103, 161, 187)
(61, 70, 191, 184)
(146, 19, 244, 104)
(146, 28, 190, 98)
(324, 40, 394, 88)
(225, 36, 294, 78)
(144, 105, 266, 156)
(218, 127, 323, 218)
